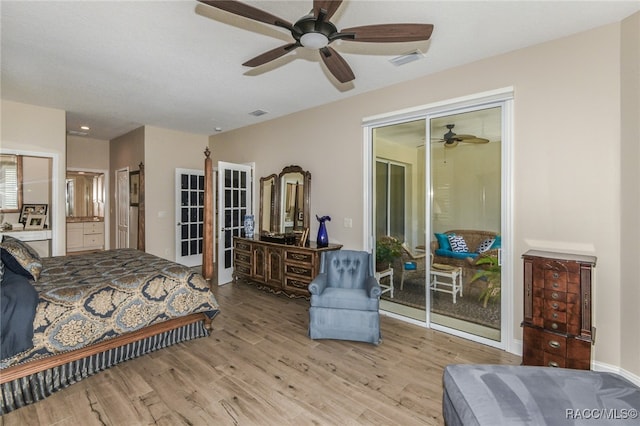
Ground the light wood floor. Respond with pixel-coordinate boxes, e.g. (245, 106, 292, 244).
(1, 280, 520, 425)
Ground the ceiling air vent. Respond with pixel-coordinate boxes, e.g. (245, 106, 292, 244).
(389, 49, 425, 67)
(67, 130, 89, 136)
(249, 109, 268, 117)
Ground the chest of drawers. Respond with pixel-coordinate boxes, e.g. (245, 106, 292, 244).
(233, 237, 341, 298)
(522, 250, 596, 370)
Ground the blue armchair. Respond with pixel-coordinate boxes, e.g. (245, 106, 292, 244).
(308, 250, 381, 345)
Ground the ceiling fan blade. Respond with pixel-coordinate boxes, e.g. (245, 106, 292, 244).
(198, 0, 293, 30)
(444, 140, 459, 148)
(339, 24, 434, 43)
(242, 43, 299, 67)
(320, 46, 355, 83)
(462, 137, 490, 144)
(454, 134, 478, 140)
(313, 0, 343, 20)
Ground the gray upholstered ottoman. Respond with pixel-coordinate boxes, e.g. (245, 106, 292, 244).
(443, 364, 640, 425)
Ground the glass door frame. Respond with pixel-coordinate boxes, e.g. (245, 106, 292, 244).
(362, 88, 515, 351)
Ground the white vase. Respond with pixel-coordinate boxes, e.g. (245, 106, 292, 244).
(244, 214, 254, 238)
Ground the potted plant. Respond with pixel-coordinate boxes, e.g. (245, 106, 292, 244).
(375, 235, 402, 271)
(470, 255, 501, 308)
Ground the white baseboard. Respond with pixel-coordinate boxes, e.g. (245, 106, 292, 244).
(592, 361, 640, 386)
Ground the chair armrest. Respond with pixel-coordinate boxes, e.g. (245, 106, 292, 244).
(308, 273, 328, 295)
(365, 276, 382, 298)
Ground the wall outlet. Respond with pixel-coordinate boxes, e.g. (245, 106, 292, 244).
(344, 217, 353, 228)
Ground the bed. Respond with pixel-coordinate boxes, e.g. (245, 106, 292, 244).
(442, 364, 640, 425)
(0, 244, 219, 414)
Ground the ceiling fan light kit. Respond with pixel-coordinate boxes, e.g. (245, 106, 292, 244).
(198, 0, 434, 84)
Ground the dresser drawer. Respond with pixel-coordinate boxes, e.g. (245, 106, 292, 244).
(234, 250, 252, 264)
(544, 319, 566, 333)
(285, 249, 314, 265)
(544, 269, 567, 292)
(83, 221, 103, 234)
(234, 263, 251, 276)
(235, 240, 252, 252)
(285, 263, 313, 280)
(83, 233, 104, 247)
(283, 276, 311, 293)
(543, 352, 566, 368)
(544, 289, 566, 303)
(542, 332, 567, 357)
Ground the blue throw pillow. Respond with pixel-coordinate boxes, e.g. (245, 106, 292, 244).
(435, 233, 452, 251)
(490, 235, 501, 249)
(404, 261, 417, 271)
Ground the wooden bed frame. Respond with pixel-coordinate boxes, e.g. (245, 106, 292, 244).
(1, 150, 216, 413)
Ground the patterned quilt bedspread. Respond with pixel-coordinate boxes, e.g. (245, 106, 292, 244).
(1, 249, 219, 369)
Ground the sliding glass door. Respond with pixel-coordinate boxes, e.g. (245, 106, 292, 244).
(373, 120, 427, 321)
(368, 93, 511, 347)
(429, 107, 502, 342)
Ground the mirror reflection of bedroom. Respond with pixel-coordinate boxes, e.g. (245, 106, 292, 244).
(373, 106, 502, 342)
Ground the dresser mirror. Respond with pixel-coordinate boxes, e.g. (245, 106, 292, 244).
(259, 165, 311, 236)
(65, 171, 106, 218)
(259, 173, 278, 234)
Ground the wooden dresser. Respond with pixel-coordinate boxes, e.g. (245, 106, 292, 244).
(233, 236, 342, 298)
(522, 250, 596, 370)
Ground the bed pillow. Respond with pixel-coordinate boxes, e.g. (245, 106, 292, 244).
(447, 235, 469, 253)
(0, 235, 43, 281)
(476, 238, 496, 253)
(435, 233, 452, 251)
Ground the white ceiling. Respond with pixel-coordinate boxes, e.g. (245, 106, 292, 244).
(2, 1, 639, 141)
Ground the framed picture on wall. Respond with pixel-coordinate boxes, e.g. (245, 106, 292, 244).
(130, 170, 140, 206)
(19, 204, 48, 224)
(24, 214, 46, 230)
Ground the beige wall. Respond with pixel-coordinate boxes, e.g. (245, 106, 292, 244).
(620, 12, 640, 377)
(67, 135, 110, 170)
(143, 126, 209, 261)
(1, 100, 66, 255)
(210, 21, 638, 375)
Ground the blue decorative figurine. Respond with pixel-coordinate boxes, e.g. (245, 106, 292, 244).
(316, 215, 331, 247)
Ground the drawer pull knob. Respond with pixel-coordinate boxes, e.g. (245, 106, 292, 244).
(551, 292, 559, 299)
(553, 272, 559, 279)
(552, 282, 559, 288)
(548, 340, 561, 349)
(552, 302, 559, 309)
(548, 361, 559, 368)
(552, 313, 558, 319)
(551, 323, 558, 330)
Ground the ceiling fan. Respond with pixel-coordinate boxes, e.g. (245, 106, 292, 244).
(434, 124, 490, 148)
(197, 0, 434, 83)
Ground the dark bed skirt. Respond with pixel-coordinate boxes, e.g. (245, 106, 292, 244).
(1, 319, 210, 414)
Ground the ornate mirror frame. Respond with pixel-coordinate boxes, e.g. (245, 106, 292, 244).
(258, 165, 311, 235)
(259, 173, 279, 234)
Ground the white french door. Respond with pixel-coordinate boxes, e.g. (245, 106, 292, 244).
(217, 161, 253, 285)
(115, 168, 129, 249)
(175, 168, 206, 267)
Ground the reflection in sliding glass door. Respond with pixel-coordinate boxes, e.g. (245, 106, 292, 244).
(373, 120, 427, 321)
